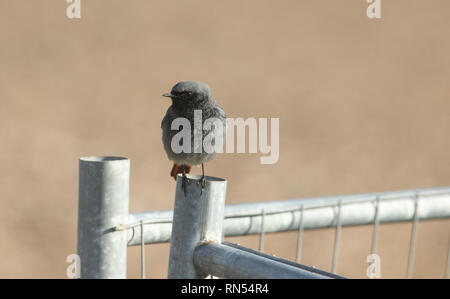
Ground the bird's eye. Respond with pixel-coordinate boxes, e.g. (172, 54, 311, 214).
(173, 90, 192, 97)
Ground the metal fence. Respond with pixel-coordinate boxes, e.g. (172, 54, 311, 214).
(77, 156, 450, 278)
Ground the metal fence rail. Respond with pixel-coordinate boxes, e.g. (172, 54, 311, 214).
(122, 187, 450, 245)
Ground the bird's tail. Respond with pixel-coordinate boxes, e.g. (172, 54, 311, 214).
(170, 163, 192, 180)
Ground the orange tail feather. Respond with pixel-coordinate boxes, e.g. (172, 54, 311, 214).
(170, 164, 192, 180)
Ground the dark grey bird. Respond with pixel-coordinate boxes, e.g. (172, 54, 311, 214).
(161, 81, 226, 192)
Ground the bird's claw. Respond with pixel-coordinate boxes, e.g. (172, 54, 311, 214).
(199, 176, 206, 195)
(201, 176, 206, 188)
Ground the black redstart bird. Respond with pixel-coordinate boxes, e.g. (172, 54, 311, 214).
(161, 81, 226, 193)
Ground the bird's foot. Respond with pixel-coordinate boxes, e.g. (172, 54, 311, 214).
(201, 176, 206, 188)
(199, 175, 206, 195)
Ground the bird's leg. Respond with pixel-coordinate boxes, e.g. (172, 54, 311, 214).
(200, 163, 206, 189)
(182, 165, 188, 197)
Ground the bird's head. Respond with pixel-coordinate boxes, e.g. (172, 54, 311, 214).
(163, 81, 212, 107)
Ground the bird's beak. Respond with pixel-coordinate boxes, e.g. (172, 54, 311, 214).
(162, 93, 173, 98)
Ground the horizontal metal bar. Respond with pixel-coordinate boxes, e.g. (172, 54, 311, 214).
(222, 241, 344, 279)
(193, 242, 334, 279)
(124, 187, 450, 245)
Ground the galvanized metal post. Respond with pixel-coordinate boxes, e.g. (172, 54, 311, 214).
(77, 156, 130, 279)
(168, 174, 227, 279)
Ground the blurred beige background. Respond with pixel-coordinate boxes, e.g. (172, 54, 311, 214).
(0, 0, 449, 278)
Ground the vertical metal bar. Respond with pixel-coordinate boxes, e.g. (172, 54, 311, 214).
(259, 209, 265, 252)
(296, 205, 304, 263)
(406, 193, 420, 279)
(331, 200, 342, 274)
(140, 220, 145, 279)
(371, 196, 380, 255)
(168, 175, 227, 279)
(445, 231, 450, 279)
(77, 156, 130, 279)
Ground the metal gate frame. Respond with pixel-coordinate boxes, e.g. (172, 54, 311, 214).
(76, 156, 450, 278)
